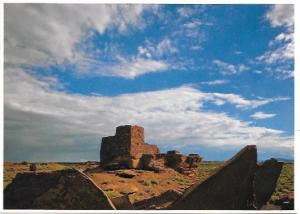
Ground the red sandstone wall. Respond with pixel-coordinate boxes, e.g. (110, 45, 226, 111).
(130, 125, 144, 145)
(100, 126, 132, 165)
(100, 125, 159, 167)
(129, 126, 159, 158)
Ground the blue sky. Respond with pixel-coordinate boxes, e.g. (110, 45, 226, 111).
(4, 4, 294, 161)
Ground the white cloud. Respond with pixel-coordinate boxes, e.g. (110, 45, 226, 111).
(183, 20, 203, 29)
(156, 38, 178, 57)
(138, 46, 152, 58)
(253, 70, 262, 74)
(265, 5, 294, 29)
(4, 67, 293, 161)
(213, 60, 249, 75)
(234, 51, 242, 55)
(183, 19, 213, 29)
(257, 32, 293, 64)
(137, 37, 177, 59)
(251, 111, 276, 120)
(176, 5, 206, 18)
(210, 93, 289, 109)
(72, 54, 168, 79)
(4, 4, 162, 79)
(190, 45, 202, 51)
(102, 57, 168, 79)
(272, 32, 293, 44)
(201, 79, 229, 85)
(256, 48, 294, 79)
(177, 7, 195, 18)
(256, 5, 294, 80)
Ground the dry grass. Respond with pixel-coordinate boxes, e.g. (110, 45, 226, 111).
(4, 162, 67, 188)
(271, 163, 294, 201)
(87, 168, 193, 202)
(196, 161, 222, 182)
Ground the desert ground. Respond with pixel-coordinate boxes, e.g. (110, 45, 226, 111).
(4, 161, 293, 205)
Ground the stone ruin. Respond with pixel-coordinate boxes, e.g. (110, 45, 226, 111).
(100, 125, 159, 169)
(164, 150, 202, 175)
(100, 125, 202, 174)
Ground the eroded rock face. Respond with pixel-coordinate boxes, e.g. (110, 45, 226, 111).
(100, 125, 159, 169)
(170, 145, 257, 210)
(4, 169, 115, 210)
(254, 158, 283, 209)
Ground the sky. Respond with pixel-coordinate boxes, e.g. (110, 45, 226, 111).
(4, 4, 294, 162)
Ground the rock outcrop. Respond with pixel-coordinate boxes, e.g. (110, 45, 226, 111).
(169, 145, 284, 210)
(254, 158, 283, 209)
(111, 195, 134, 210)
(170, 145, 257, 210)
(100, 125, 159, 169)
(4, 168, 115, 210)
(133, 189, 182, 210)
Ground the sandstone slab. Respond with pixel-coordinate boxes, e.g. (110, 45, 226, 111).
(4, 168, 115, 210)
(111, 195, 134, 210)
(170, 145, 257, 210)
(254, 158, 283, 209)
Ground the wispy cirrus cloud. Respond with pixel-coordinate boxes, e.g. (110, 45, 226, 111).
(97, 57, 168, 79)
(201, 79, 229, 85)
(256, 33, 293, 65)
(251, 111, 276, 120)
(138, 37, 178, 59)
(212, 60, 249, 75)
(209, 93, 289, 109)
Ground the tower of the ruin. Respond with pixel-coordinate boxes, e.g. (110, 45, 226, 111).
(100, 125, 159, 169)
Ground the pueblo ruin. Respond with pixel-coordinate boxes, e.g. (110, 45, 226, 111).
(4, 125, 286, 210)
(100, 125, 202, 175)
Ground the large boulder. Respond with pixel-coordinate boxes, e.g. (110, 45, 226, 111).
(4, 168, 115, 210)
(170, 145, 257, 210)
(254, 158, 283, 209)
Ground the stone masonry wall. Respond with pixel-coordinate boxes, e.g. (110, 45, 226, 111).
(130, 126, 159, 159)
(100, 125, 159, 169)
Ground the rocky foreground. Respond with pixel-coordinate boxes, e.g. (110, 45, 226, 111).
(4, 145, 294, 210)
